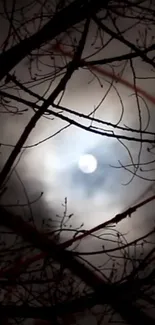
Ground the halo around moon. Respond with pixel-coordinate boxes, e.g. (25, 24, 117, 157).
(78, 154, 97, 174)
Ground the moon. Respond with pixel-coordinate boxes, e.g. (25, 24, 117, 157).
(78, 154, 97, 174)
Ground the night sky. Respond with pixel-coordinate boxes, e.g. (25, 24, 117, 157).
(0, 0, 155, 252)
(0, 1, 155, 323)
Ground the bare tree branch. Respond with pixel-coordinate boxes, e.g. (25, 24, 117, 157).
(0, 0, 105, 82)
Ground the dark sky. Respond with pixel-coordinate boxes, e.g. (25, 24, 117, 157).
(0, 2, 155, 323)
(0, 0, 155, 242)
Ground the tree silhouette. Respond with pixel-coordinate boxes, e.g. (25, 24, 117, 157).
(0, 1, 155, 324)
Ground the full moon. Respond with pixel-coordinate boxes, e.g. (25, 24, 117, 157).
(78, 154, 97, 174)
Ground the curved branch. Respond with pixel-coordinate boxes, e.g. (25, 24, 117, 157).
(0, 0, 105, 81)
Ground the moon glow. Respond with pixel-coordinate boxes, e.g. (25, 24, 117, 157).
(78, 154, 97, 174)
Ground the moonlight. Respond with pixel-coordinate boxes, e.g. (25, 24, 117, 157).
(78, 154, 97, 174)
